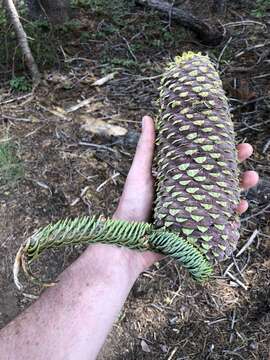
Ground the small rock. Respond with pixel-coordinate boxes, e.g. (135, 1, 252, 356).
(141, 340, 151, 353)
(249, 340, 258, 350)
(160, 344, 169, 353)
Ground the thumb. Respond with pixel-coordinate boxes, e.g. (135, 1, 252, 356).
(128, 116, 156, 178)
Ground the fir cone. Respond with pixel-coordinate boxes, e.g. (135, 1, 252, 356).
(153, 52, 240, 261)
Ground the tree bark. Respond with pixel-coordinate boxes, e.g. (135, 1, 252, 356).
(3, 0, 41, 84)
(135, 0, 225, 46)
(26, 0, 70, 24)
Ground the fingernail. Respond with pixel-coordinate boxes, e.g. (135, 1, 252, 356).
(142, 116, 146, 130)
(142, 115, 150, 130)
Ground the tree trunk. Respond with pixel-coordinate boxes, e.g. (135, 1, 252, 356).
(3, 0, 40, 84)
(25, 0, 43, 20)
(26, 0, 70, 24)
(136, 0, 225, 46)
(212, 0, 226, 15)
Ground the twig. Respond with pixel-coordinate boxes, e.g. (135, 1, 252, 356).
(231, 96, 270, 111)
(217, 36, 232, 68)
(232, 257, 247, 282)
(64, 57, 95, 64)
(134, 74, 163, 81)
(226, 272, 248, 290)
(263, 139, 270, 153)
(239, 251, 250, 274)
(223, 350, 245, 360)
(241, 203, 270, 222)
(70, 186, 91, 207)
(252, 73, 270, 79)
(236, 229, 259, 257)
(0, 92, 32, 105)
(167, 0, 175, 29)
(168, 347, 178, 360)
(120, 35, 137, 62)
(238, 119, 270, 133)
(78, 141, 116, 153)
(229, 308, 237, 343)
(259, 232, 270, 239)
(223, 262, 234, 276)
(96, 172, 120, 192)
(1, 114, 32, 122)
(204, 317, 227, 325)
(223, 20, 266, 28)
(235, 41, 270, 58)
(31, 179, 52, 195)
(24, 125, 44, 138)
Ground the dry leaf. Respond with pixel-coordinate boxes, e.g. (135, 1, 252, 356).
(93, 72, 117, 86)
(81, 116, 127, 137)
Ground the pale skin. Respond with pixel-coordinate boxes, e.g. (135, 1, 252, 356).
(0, 116, 259, 360)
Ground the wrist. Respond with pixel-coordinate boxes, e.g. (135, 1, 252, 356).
(82, 244, 143, 284)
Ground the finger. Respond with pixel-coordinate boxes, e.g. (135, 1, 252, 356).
(236, 199, 248, 214)
(128, 116, 155, 177)
(240, 170, 259, 189)
(237, 143, 253, 163)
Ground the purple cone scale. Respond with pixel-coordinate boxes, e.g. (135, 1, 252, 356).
(153, 52, 241, 261)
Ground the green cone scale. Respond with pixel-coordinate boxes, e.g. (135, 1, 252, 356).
(153, 52, 240, 261)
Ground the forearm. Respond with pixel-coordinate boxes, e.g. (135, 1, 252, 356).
(0, 244, 142, 360)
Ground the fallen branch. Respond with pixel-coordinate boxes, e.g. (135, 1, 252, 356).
(3, 0, 40, 84)
(236, 229, 259, 257)
(135, 0, 225, 46)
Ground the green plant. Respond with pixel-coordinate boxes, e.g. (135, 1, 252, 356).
(14, 53, 241, 289)
(0, 140, 24, 186)
(252, 0, 270, 17)
(10, 76, 31, 92)
(0, 5, 7, 27)
(110, 58, 138, 69)
(0, 5, 78, 77)
(71, 0, 92, 8)
(72, 0, 135, 23)
(55, 19, 81, 33)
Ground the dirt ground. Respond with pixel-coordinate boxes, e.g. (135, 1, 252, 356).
(0, 1, 270, 359)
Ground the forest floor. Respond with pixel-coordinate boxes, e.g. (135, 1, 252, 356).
(0, 1, 270, 359)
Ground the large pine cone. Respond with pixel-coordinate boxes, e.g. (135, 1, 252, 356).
(153, 52, 240, 261)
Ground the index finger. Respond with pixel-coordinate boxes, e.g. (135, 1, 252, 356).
(128, 116, 155, 178)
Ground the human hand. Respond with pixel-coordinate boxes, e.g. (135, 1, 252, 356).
(113, 115, 259, 272)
